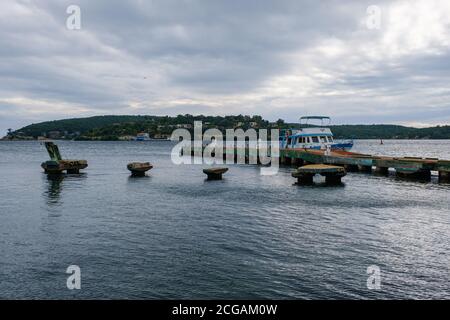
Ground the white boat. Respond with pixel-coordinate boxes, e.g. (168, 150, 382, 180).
(279, 116, 353, 151)
(134, 133, 151, 141)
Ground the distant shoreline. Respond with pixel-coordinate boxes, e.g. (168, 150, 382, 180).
(4, 115, 450, 140)
(3, 138, 450, 142)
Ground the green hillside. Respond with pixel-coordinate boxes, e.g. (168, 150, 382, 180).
(5, 115, 450, 140)
(12, 115, 155, 137)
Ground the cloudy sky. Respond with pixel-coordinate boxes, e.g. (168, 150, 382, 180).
(1, 0, 450, 133)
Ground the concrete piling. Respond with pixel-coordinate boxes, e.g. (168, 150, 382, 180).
(292, 164, 346, 185)
(203, 167, 229, 180)
(127, 162, 153, 177)
(41, 142, 88, 174)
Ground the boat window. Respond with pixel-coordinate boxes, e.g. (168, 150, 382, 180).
(327, 136, 333, 142)
(311, 136, 319, 143)
(320, 136, 327, 143)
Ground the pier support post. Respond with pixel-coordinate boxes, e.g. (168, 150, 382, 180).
(292, 164, 346, 185)
(375, 167, 389, 175)
(344, 164, 359, 172)
(358, 165, 372, 173)
(439, 171, 450, 183)
(292, 158, 302, 167)
(127, 162, 153, 177)
(324, 174, 343, 184)
(130, 171, 146, 177)
(203, 167, 229, 180)
(44, 168, 63, 175)
(205, 173, 223, 180)
(295, 174, 314, 185)
(396, 169, 431, 181)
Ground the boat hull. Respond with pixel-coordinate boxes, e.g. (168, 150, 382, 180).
(292, 142, 354, 152)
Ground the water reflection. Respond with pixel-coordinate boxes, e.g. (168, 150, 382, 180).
(44, 174, 65, 205)
(128, 175, 151, 180)
(43, 173, 87, 206)
(293, 182, 346, 188)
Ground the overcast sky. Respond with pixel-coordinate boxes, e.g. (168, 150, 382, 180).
(1, 0, 450, 133)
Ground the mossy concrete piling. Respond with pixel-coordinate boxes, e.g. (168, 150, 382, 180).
(127, 162, 153, 176)
(203, 167, 228, 180)
(41, 142, 88, 174)
(292, 164, 346, 185)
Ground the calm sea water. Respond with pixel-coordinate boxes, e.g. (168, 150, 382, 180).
(0, 140, 449, 299)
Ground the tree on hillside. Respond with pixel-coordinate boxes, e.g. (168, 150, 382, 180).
(276, 119, 285, 127)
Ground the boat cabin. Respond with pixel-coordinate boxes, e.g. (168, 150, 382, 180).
(279, 116, 353, 151)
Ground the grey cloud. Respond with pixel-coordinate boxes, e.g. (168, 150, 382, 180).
(0, 0, 449, 134)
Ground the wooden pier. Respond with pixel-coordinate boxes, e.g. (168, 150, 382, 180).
(189, 146, 450, 182)
(281, 149, 450, 183)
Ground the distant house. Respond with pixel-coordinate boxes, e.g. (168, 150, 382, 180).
(135, 132, 150, 141)
(47, 131, 61, 139)
(153, 133, 170, 139)
(118, 135, 135, 141)
(176, 124, 192, 129)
